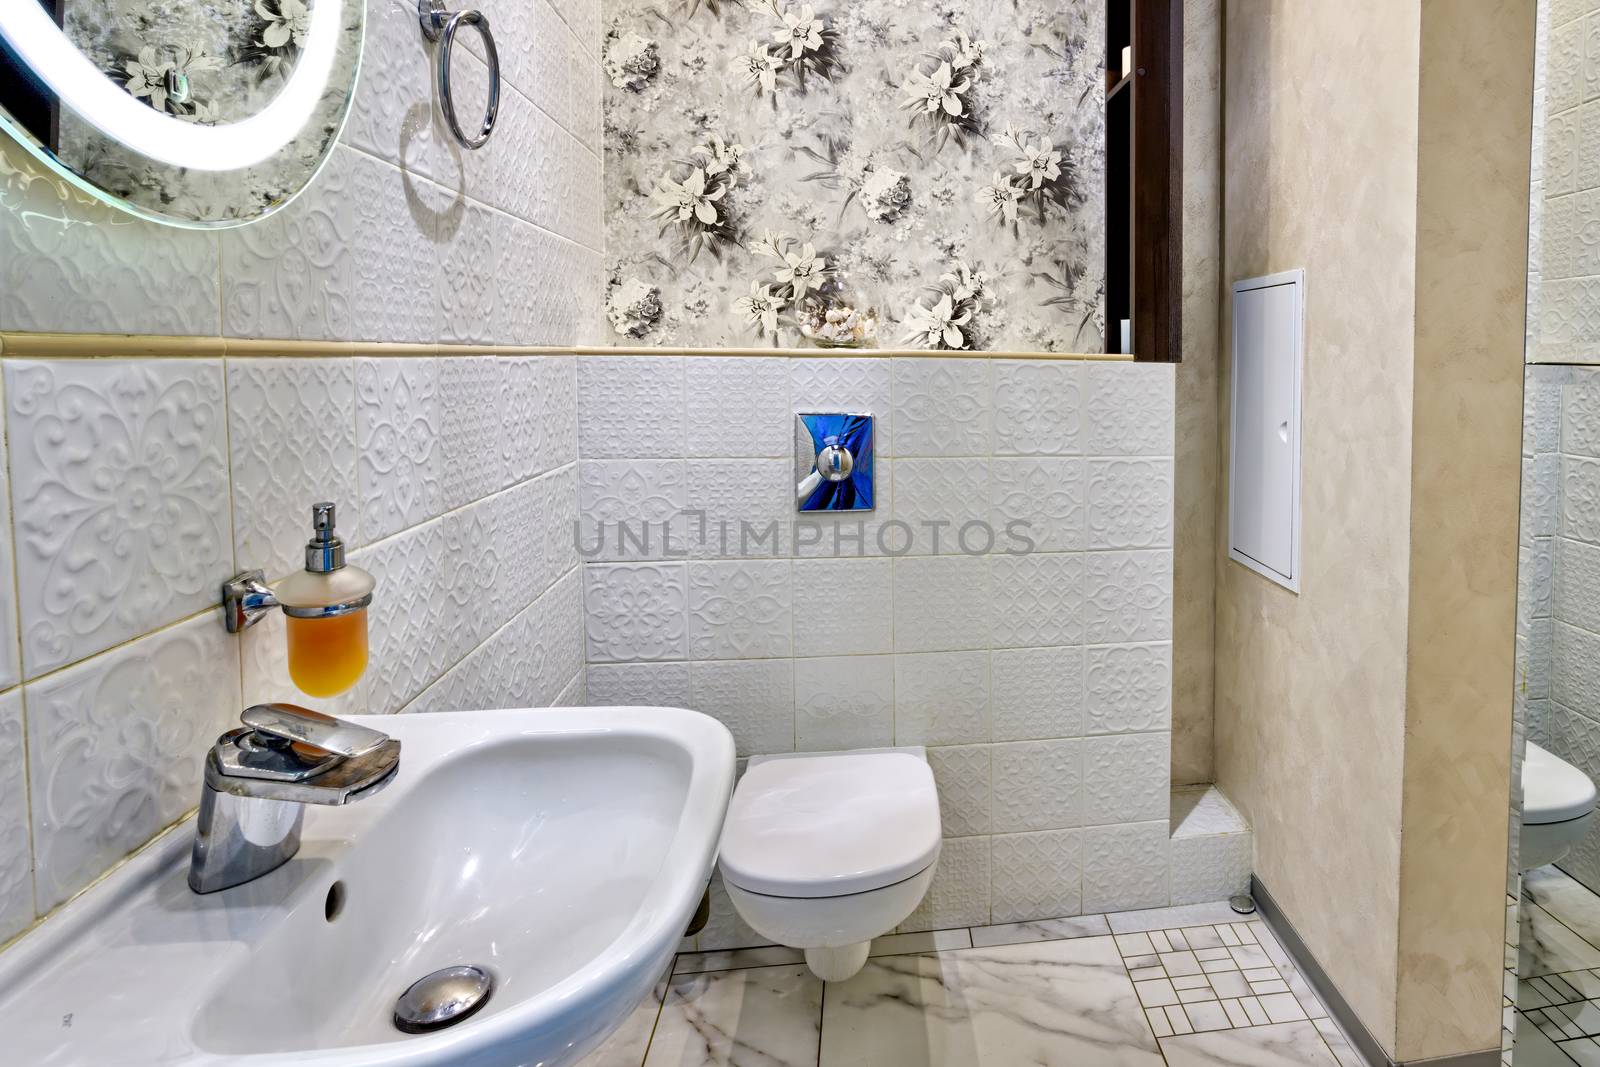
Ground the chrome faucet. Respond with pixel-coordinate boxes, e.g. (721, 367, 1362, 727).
(188, 703, 401, 894)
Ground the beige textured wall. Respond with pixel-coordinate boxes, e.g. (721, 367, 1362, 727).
(1394, 0, 1531, 1058)
(1172, 0, 1222, 786)
(1215, 0, 1422, 1048)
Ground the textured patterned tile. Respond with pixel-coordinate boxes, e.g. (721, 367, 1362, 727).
(927, 744, 992, 838)
(687, 560, 792, 659)
(355, 358, 443, 544)
(793, 656, 894, 751)
(1558, 536, 1600, 635)
(1568, 377, 1600, 458)
(1085, 364, 1175, 457)
(895, 651, 991, 746)
(689, 660, 795, 756)
(1171, 787, 1250, 837)
(6, 360, 233, 677)
(1087, 459, 1175, 549)
(991, 646, 1084, 742)
(1082, 733, 1170, 826)
(893, 458, 990, 555)
(1085, 643, 1172, 735)
(991, 458, 1086, 553)
(893, 556, 991, 652)
(1084, 551, 1173, 644)
(540, 357, 581, 468)
(684, 459, 792, 558)
(25, 613, 240, 911)
(1563, 456, 1600, 545)
(438, 202, 503, 347)
(1554, 623, 1600, 712)
(790, 358, 894, 456)
(989, 553, 1084, 648)
(685, 358, 791, 457)
(790, 558, 893, 656)
(227, 359, 359, 581)
(438, 357, 512, 509)
(585, 662, 692, 709)
(1527, 454, 1563, 539)
(993, 360, 1084, 455)
(899, 835, 991, 932)
(1170, 834, 1254, 907)
(583, 563, 689, 663)
(576, 460, 689, 562)
(892, 359, 991, 457)
(0, 689, 31, 942)
(992, 739, 1083, 833)
(0, 375, 18, 691)
(346, 152, 440, 344)
(577, 356, 685, 459)
(1083, 821, 1171, 914)
(990, 829, 1083, 923)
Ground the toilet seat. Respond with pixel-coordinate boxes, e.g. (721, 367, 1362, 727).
(1525, 741, 1598, 825)
(719, 750, 941, 899)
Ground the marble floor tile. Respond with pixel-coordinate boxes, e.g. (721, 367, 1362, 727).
(1515, 1013, 1586, 1067)
(1159, 1020, 1340, 1067)
(645, 964, 823, 1067)
(1523, 904, 1600, 977)
(969, 914, 1112, 948)
(817, 935, 1164, 1067)
(1528, 867, 1600, 950)
(871, 928, 974, 957)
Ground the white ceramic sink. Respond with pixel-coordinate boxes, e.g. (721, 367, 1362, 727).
(0, 706, 735, 1067)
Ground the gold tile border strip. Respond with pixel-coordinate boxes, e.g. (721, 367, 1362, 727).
(0, 332, 1136, 362)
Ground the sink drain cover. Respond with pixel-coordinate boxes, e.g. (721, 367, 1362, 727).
(394, 965, 494, 1034)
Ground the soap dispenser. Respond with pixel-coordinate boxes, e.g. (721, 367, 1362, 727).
(221, 502, 376, 698)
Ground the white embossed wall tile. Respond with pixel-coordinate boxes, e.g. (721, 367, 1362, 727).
(687, 659, 795, 757)
(356, 358, 443, 544)
(1521, 537, 1556, 629)
(1081, 820, 1170, 913)
(1566, 375, 1600, 457)
(991, 646, 1085, 743)
(892, 459, 990, 555)
(1564, 455, 1600, 544)
(0, 141, 219, 336)
(576, 460, 688, 562)
(990, 829, 1083, 924)
(498, 357, 545, 485)
(1086, 458, 1174, 550)
(993, 361, 1084, 456)
(538, 465, 581, 594)
(350, 519, 447, 713)
(1526, 453, 1562, 539)
(1530, 620, 1555, 701)
(348, 151, 441, 344)
(241, 609, 366, 717)
(0, 378, 18, 690)
(1083, 550, 1173, 645)
(989, 553, 1085, 649)
(1549, 114, 1579, 200)
(221, 146, 354, 341)
(892, 555, 992, 653)
(439, 357, 509, 510)
(540, 357, 580, 468)
(990, 458, 1086, 553)
(441, 496, 515, 655)
(790, 359, 894, 456)
(684, 460, 793, 560)
(685, 358, 791, 458)
(1558, 536, 1600, 634)
(227, 359, 360, 581)
(345, 0, 451, 178)
(686, 560, 792, 660)
(440, 203, 503, 347)
(536, 571, 587, 703)
(1084, 363, 1175, 458)
(891, 359, 991, 458)
(584, 562, 689, 663)
(577, 357, 686, 459)
(898, 835, 990, 933)
(1081, 732, 1170, 826)
(25, 613, 241, 911)
(790, 558, 892, 657)
(0, 689, 32, 941)
(586, 662, 692, 708)
(1085, 643, 1172, 735)
(894, 651, 991, 747)
(926, 744, 991, 838)
(1554, 621, 1600, 711)
(5, 360, 233, 677)
(1169, 833, 1253, 907)
(497, 219, 546, 346)
(489, 479, 540, 612)
(991, 739, 1083, 833)
(794, 655, 895, 752)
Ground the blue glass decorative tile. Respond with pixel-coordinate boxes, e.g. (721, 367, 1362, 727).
(796, 412, 874, 512)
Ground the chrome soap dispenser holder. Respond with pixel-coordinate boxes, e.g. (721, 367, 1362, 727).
(222, 502, 373, 633)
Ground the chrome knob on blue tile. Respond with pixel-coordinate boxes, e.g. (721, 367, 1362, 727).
(796, 412, 874, 512)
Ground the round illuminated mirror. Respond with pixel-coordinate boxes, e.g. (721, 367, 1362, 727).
(0, 0, 363, 229)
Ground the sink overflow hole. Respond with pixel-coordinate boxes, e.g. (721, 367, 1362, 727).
(325, 881, 346, 922)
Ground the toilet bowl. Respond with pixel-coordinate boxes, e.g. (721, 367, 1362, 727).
(717, 748, 941, 982)
(1522, 741, 1598, 871)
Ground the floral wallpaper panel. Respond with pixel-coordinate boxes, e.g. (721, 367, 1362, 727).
(602, 0, 1107, 352)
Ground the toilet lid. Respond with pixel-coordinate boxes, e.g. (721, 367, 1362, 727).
(1525, 741, 1598, 825)
(719, 751, 942, 898)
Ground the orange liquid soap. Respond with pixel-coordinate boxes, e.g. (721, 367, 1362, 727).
(286, 609, 369, 698)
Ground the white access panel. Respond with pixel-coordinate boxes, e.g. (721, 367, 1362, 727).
(1229, 269, 1304, 592)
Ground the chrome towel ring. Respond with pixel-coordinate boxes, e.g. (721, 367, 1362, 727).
(417, 0, 500, 150)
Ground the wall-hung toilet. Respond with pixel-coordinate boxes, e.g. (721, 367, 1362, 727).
(1522, 741, 1599, 871)
(717, 748, 941, 982)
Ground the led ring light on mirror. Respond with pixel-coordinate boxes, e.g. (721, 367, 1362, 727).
(0, 0, 365, 228)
